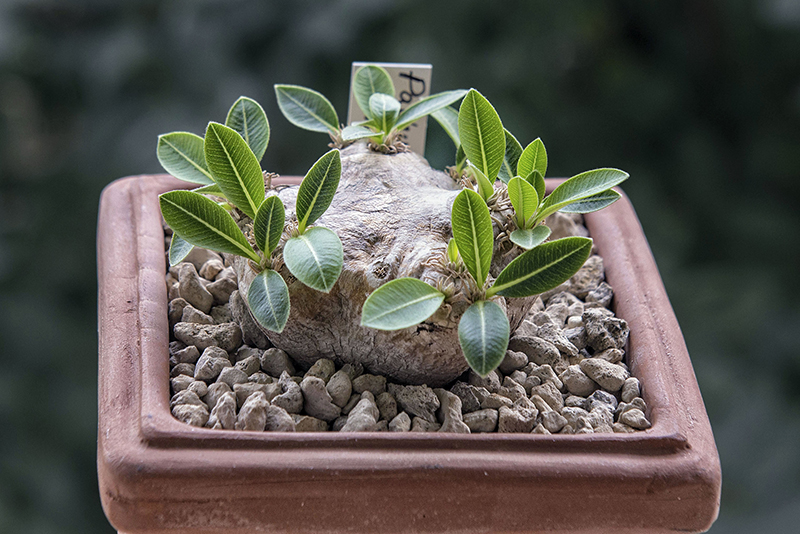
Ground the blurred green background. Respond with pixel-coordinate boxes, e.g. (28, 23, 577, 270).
(1, 0, 798, 532)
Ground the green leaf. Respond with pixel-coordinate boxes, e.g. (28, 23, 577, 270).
(458, 300, 510, 377)
(395, 89, 468, 131)
(526, 170, 546, 202)
(353, 65, 395, 118)
(168, 233, 194, 267)
(254, 195, 285, 256)
(156, 132, 214, 185)
(507, 176, 539, 228)
(341, 124, 376, 141)
(468, 163, 495, 202)
(451, 189, 494, 287)
(497, 129, 523, 184)
(538, 168, 629, 221)
(159, 190, 260, 263)
(361, 278, 445, 330)
(458, 89, 505, 181)
(455, 144, 467, 172)
(204, 122, 265, 219)
(518, 138, 547, 179)
(558, 189, 622, 213)
(447, 238, 459, 264)
(509, 226, 551, 250)
(283, 226, 343, 293)
(431, 106, 460, 147)
(247, 269, 290, 333)
(191, 183, 226, 197)
(368, 93, 400, 133)
(487, 237, 592, 298)
(225, 96, 270, 161)
(274, 84, 339, 133)
(296, 149, 341, 234)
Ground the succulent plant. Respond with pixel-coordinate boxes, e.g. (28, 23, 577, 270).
(156, 68, 628, 381)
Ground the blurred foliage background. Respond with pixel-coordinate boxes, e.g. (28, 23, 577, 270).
(1, 0, 799, 532)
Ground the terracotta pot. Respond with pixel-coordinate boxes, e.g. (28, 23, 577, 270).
(97, 174, 721, 533)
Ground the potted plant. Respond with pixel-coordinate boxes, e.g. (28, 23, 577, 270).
(97, 65, 721, 533)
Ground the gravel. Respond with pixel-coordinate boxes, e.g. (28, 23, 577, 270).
(340, 392, 380, 432)
(326, 370, 353, 408)
(388, 412, 412, 432)
(163, 215, 651, 433)
(464, 409, 499, 433)
(300, 376, 341, 422)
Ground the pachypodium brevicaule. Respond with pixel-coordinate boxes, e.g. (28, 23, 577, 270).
(157, 65, 628, 379)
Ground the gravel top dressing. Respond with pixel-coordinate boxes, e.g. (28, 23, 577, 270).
(164, 213, 651, 434)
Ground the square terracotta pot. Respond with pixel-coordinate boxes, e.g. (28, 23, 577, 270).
(97, 174, 721, 533)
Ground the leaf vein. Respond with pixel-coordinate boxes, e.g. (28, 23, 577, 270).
(367, 293, 441, 322)
(299, 233, 327, 291)
(492, 246, 587, 295)
(162, 138, 212, 180)
(211, 126, 257, 216)
(163, 196, 256, 261)
(282, 89, 336, 132)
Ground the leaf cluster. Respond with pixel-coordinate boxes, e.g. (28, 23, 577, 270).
(157, 97, 344, 334)
(275, 65, 467, 149)
(361, 89, 628, 377)
(155, 78, 629, 381)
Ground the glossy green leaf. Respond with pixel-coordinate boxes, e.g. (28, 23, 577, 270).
(191, 183, 225, 197)
(451, 189, 494, 287)
(353, 65, 395, 118)
(498, 129, 523, 184)
(507, 177, 539, 228)
(558, 189, 622, 213)
(360, 278, 445, 330)
(254, 195, 285, 256)
(274, 84, 339, 133)
(395, 89, 468, 131)
(225, 96, 270, 161)
(168, 233, 194, 266)
(368, 93, 400, 133)
(458, 300, 510, 377)
(283, 226, 343, 293)
(159, 190, 260, 262)
(518, 138, 547, 179)
(341, 124, 376, 141)
(458, 89, 505, 181)
(204, 122, 264, 219)
(468, 163, 495, 202)
(156, 132, 214, 185)
(538, 168, 629, 221)
(247, 269, 290, 333)
(526, 170, 546, 202)
(509, 225, 551, 250)
(296, 149, 341, 234)
(431, 106, 460, 147)
(487, 237, 592, 298)
(447, 238, 459, 264)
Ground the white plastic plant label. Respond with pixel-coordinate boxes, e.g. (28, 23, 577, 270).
(347, 62, 433, 155)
